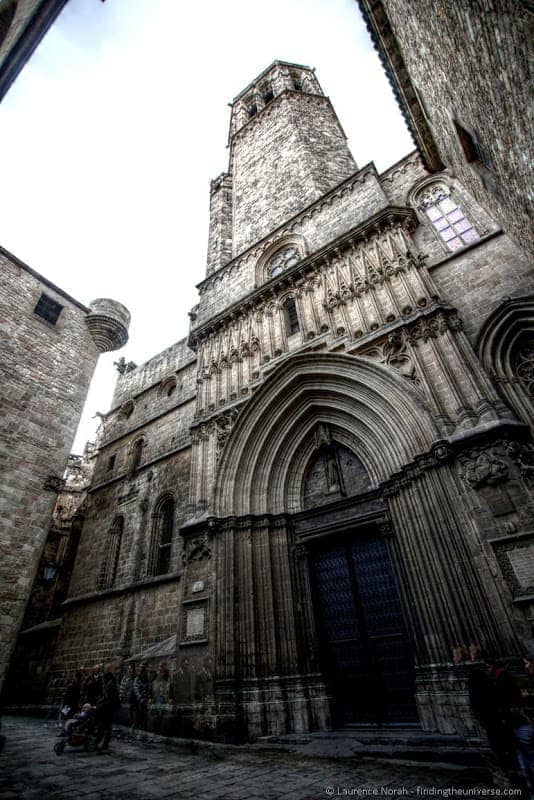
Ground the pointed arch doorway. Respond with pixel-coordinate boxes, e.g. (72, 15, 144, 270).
(298, 436, 417, 726)
(309, 526, 417, 725)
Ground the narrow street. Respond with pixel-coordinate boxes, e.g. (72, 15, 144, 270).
(0, 717, 512, 800)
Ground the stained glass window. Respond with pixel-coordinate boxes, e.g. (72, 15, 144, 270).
(419, 185, 479, 252)
(267, 246, 299, 278)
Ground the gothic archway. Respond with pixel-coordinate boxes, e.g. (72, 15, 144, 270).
(209, 352, 518, 737)
(477, 294, 534, 429)
(214, 352, 438, 517)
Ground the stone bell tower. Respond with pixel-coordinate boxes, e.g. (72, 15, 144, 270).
(207, 61, 358, 274)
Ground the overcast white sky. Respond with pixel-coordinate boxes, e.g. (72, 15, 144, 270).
(0, 0, 413, 452)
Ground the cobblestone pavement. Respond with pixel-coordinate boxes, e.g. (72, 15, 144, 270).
(0, 717, 513, 800)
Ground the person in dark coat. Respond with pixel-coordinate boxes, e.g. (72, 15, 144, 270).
(468, 650, 522, 770)
(95, 664, 121, 752)
(133, 662, 151, 738)
(119, 663, 138, 730)
(83, 664, 103, 706)
(62, 670, 83, 718)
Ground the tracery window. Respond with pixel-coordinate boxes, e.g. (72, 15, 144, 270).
(418, 184, 479, 252)
(267, 246, 299, 278)
(99, 516, 123, 590)
(514, 335, 534, 400)
(148, 496, 174, 576)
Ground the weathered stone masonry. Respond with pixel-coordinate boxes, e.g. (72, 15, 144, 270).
(0, 245, 129, 696)
(38, 60, 534, 741)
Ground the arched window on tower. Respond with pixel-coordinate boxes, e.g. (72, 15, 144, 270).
(99, 516, 123, 590)
(416, 183, 480, 252)
(283, 297, 300, 337)
(129, 437, 144, 476)
(148, 496, 175, 576)
(267, 245, 299, 278)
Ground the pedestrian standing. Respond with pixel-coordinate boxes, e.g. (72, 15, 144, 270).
(84, 663, 103, 706)
(96, 663, 121, 752)
(119, 663, 138, 731)
(133, 662, 151, 739)
(151, 662, 171, 735)
(61, 669, 83, 718)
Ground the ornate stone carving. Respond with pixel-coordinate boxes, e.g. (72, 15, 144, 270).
(214, 409, 239, 459)
(505, 441, 534, 485)
(403, 312, 463, 346)
(458, 447, 509, 489)
(361, 332, 418, 385)
(267, 245, 299, 278)
(184, 534, 212, 566)
(515, 336, 534, 398)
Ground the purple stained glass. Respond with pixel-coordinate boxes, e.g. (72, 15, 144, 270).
(426, 206, 441, 221)
(433, 217, 449, 231)
(453, 218, 471, 233)
(441, 227, 456, 241)
(462, 228, 480, 243)
(439, 197, 456, 213)
(447, 208, 463, 223)
(447, 237, 463, 251)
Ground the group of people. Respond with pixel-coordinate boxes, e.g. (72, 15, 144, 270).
(61, 656, 215, 746)
(61, 663, 121, 751)
(454, 644, 534, 793)
(118, 657, 214, 736)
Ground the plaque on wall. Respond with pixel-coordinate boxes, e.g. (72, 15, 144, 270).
(492, 534, 534, 600)
(181, 601, 208, 643)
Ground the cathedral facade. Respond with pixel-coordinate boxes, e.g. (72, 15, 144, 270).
(45, 61, 533, 740)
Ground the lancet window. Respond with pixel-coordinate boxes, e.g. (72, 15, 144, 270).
(99, 516, 123, 590)
(283, 297, 300, 336)
(148, 496, 175, 577)
(417, 183, 479, 252)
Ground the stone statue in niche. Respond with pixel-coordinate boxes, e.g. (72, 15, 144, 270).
(302, 430, 370, 509)
(314, 422, 331, 449)
(325, 450, 342, 494)
(459, 448, 509, 489)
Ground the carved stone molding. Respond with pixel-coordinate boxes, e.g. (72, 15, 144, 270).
(505, 441, 534, 486)
(382, 441, 453, 496)
(190, 207, 418, 349)
(360, 330, 419, 386)
(458, 446, 509, 489)
(402, 310, 463, 347)
(183, 534, 212, 566)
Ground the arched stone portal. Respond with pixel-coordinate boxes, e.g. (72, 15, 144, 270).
(203, 353, 522, 739)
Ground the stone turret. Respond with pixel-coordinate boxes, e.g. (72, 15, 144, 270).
(86, 298, 130, 353)
(226, 60, 358, 256)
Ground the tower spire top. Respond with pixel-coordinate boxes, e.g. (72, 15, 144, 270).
(229, 61, 323, 139)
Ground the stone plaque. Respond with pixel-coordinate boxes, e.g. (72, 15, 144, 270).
(185, 605, 205, 638)
(507, 546, 534, 589)
(192, 580, 205, 594)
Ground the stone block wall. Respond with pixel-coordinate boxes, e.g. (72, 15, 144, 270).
(361, 0, 533, 257)
(0, 246, 128, 692)
(194, 166, 390, 328)
(430, 233, 533, 344)
(228, 62, 357, 257)
(112, 337, 195, 409)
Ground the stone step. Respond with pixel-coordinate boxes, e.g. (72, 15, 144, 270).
(255, 729, 490, 766)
